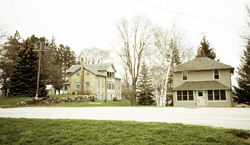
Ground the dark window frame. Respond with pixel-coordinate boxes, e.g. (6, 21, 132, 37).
(208, 90, 227, 101)
(177, 90, 194, 101)
(182, 71, 188, 81)
(214, 70, 219, 79)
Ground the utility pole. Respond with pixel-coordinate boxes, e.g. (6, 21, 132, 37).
(34, 41, 47, 99)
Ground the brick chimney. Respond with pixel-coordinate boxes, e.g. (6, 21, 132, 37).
(196, 48, 203, 57)
(80, 57, 84, 93)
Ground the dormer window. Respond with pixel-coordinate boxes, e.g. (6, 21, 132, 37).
(182, 71, 188, 80)
(214, 70, 219, 79)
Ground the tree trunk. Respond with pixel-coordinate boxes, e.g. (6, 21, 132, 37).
(131, 82, 137, 106)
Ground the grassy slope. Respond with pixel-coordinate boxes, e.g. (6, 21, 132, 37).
(0, 118, 249, 145)
(0, 97, 30, 106)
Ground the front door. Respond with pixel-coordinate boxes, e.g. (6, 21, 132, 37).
(197, 91, 205, 106)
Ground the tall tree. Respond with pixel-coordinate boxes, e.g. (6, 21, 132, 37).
(0, 31, 22, 96)
(233, 39, 250, 105)
(152, 25, 184, 106)
(167, 38, 181, 106)
(198, 36, 216, 59)
(137, 62, 154, 105)
(9, 38, 47, 97)
(233, 5, 250, 105)
(116, 14, 152, 106)
(78, 47, 110, 64)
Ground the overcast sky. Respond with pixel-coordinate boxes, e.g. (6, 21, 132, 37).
(0, 0, 249, 85)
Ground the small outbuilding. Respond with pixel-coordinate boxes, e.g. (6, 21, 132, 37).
(46, 85, 55, 95)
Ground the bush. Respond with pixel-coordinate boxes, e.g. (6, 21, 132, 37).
(16, 95, 89, 106)
(138, 92, 155, 105)
(113, 97, 117, 101)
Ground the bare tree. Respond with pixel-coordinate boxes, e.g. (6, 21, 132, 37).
(78, 47, 110, 64)
(151, 23, 193, 106)
(116, 14, 152, 106)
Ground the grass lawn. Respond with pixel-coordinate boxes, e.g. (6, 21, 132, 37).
(0, 97, 30, 107)
(0, 94, 158, 107)
(0, 118, 249, 145)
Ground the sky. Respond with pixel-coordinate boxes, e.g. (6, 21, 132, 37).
(0, 0, 249, 85)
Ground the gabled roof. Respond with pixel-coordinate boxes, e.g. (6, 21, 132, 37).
(46, 85, 54, 90)
(67, 63, 116, 77)
(173, 81, 230, 90)
(174, 57, 234, 73)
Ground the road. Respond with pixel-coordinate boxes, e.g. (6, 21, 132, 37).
(0, 107, 250, 130)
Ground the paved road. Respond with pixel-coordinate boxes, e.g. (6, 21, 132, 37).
(0, 107, 250, 130)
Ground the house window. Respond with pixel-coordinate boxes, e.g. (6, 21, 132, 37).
(102, 81, 104, 88)
(85, 82, 90, 89)
(177, 91, 182, 101)
(86, 72, 89, 75)
(177, 91, 194, 101)
(214, 70, 219, 79)
(77, 73, 80, 76)
(220, 90, 226, 100)
(182, 71, 188, 80)
(98, 80, 100, 89)
(183, 91, 188, 100)
(65, 85, 68, 90)
(76, 82, 80, 90)
(208, 90, 213, 100)
(189, 91, 194, 100)
(198, 91, 202, 96)
(208, 90, 226, 101)
(214, 90, 219, 100)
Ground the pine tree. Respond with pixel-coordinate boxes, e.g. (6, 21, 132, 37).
(233, 39, 250, 105)
(198, 36, 216, 59)
(0, 31, 22, 96)
(9, 38, 47, 97)
(137, 62, 155, 105)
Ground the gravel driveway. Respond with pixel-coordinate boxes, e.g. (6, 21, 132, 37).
(1, 107, 250, 130)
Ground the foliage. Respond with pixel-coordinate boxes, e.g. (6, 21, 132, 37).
(233, 39, 250, 105)
(0, 31, 22, 96)
(198, 35, 216, 59)
(0, 118, 249, 145)
(137, 62, 154, 105)
(9, 38, 47, 97)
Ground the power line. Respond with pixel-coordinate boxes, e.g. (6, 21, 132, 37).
(9, 0, 27, 37)
(137, 0, 248, 29)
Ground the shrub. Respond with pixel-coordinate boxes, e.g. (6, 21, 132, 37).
(113, 97, 117, 101)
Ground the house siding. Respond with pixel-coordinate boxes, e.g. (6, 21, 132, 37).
(173, 70, 232, 88)
(173, 69, 233, 107)
(66, 64, 120, 101)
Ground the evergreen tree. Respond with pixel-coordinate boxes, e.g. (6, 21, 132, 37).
(9, 38, 47, 97)
(0, 31, 22, 96)
(198, 36, 216, 59)
(137, 62, 155, 105)
(233, 39, 250, 105)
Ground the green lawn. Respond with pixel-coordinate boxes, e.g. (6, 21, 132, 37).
(0, 95, 157, 107)
(0, 97, 30, 107)
(0, 118, 249, 145)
